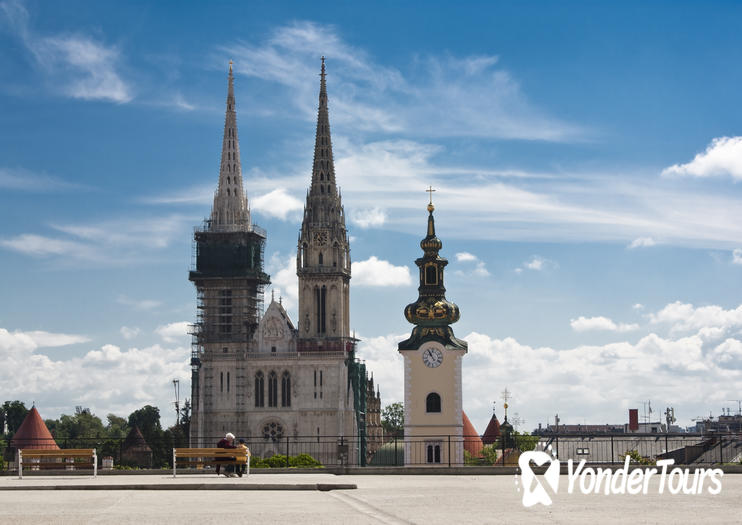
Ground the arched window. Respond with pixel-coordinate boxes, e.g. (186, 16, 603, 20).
(220, 372, 224, 393)
(426, 392, 441, 413)
(281, 371, 291, 407)
(427, 444, 441, 463)
(227, 176, 230, 184)
(254, 371, 264, 407)
(320, 185, 324, 194)
(268, 371, 278, 407)
(226, 188, 230, 196)
(318, 252, 323, 265)
(227, 371, 230, 393)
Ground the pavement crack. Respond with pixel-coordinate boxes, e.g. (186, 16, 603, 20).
(328, 491, 412, 525)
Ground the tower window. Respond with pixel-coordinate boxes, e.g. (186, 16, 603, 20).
(425, 265, 437, 285)
(426, 393, 441, 413)
(268, 371, 278, 407)
(318, 252, 323, 265)
(255, 371, 264, 407)
(220, 372, 224, 393)
(320, 185, 324, 194)
(281, 371, 291, 407)
(227, 372, 230, 393)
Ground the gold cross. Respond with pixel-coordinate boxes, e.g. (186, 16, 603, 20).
(426, 185, 436, 205)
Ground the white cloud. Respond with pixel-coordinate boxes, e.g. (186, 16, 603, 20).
(120, 326, 140, 340)
(351, 207, 386, 229)
(455, 252, 477, 262)
(1, 0, 132, 103)
(461, 325, 742, 433)
(454, 252, 490, 277)
(649, 301, 742, 334)
(516, 255, 556, 273)
(154, 322, 191, 344)
(0, 167, 84, 192)
(251, 188, 304, 220)
(733, 249, 742, 265)
(117, 296, 162, 311)
(1, 214, 194, 265)
(633, 303, 644, 310)
(266, 253, 299, 315)
(628, 237, 656, 249)
(351, 256, 412, 287)
(0, 327, 189, 426)
(570, 316, 639, 333)
(0, 233, 96, 258)
(662, 136, 742, 181)
(356, 332, 407, 404)
(224, 21, 583, 141)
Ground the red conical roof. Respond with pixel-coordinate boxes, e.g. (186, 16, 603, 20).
(482, 413, 501, 444)
(462, 411, 483, 457)
(10, 407, 59, 450)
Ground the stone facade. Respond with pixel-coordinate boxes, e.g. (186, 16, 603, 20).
(189, 60, 377, 466)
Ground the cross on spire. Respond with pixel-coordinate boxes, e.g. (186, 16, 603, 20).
(426, 185, 436, 205)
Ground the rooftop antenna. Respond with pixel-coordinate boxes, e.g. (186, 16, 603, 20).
(173, 379, 180, 426)
(728, 400, 742, 416)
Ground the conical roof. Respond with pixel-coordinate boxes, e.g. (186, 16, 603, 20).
(123, 425, 152, 452)
(482, 412, 501, 444)
(10, 407, 59, 450)
(463, 411, 483, 457)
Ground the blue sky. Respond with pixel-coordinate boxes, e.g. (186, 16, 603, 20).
(1, 0, 742, 432)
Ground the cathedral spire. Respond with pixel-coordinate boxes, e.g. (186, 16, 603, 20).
(210, 60, 250, 232)
(310, 56, 336, 196)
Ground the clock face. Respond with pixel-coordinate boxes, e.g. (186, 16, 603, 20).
(422, 347, 443, 368)
(312, 230, 329, 246)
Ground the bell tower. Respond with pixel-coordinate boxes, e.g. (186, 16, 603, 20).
(398, 190, 468, 465)
(296, 58, 351, 350)
(189, 62, 270, 444)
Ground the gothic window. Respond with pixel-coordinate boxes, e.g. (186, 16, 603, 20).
(227, 164, 230, 172)
(254, 371, 264, 407)
(281, 371, 291, 407)
(320, 286, 327, 334)
(268, 371, 278, 407)
(262, 421, 284, 442)
(426, 393, 441, 413)
(227, 372, 230, 393)
(320, 185, 324, 194)
(226, 188, 230, 196)
(318, 252, 323, 265)
(314, 287, 320, 335)
(320, 173, 324, 181)
(233, 164, 236, 172)
(227, 176, 230, 184)
(220, 372, 224, 393)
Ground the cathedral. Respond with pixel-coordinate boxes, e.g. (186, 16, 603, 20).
(188, 59, 382, 465)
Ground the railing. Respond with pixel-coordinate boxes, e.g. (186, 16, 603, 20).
(3, 433, 740, 471)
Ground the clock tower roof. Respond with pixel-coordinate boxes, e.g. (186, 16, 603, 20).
(398, 196, 467, 352)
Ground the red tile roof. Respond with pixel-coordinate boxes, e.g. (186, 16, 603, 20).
(482, 413, 501, 444)
(10, 407, 59, 450)
(462, 411, 483, 457)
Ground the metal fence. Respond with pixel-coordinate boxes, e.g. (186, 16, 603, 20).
(2, 433, 740, 471)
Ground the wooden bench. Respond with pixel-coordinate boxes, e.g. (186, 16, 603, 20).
(172, 447, 251, 478)
(18, 449, 97, 479)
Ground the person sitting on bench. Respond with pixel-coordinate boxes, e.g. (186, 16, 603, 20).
(215, 432, 237, 476)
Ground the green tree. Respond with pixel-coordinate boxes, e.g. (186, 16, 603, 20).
(381, 402, 404, 436)
(2, 400, 29, 435)
(105, 414, 129, 439)
(127, 405, 162, 444)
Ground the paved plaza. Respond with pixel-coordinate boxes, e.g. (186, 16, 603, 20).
(0, 472, 740, 524)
